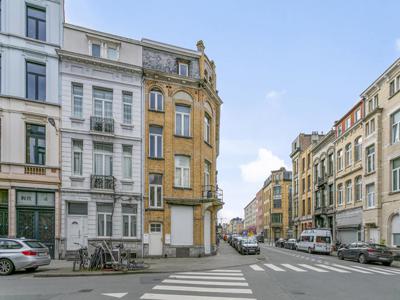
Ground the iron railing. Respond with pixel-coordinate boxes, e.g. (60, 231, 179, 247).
(202, 185, 223, 201)
(90, 116, 114, 134)
(91, 175, 115, 190)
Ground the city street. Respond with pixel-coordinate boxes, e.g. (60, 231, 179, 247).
(1, 243, 400, 300)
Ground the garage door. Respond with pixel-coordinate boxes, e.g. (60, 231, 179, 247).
(171, 206, 193, 246)
(337, 230, 358, 244)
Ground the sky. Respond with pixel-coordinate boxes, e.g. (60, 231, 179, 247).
(65, 0, 400, 223)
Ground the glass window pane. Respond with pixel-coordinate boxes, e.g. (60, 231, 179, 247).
(176, 114, 182, 135)
(106, 214, 112, 236)
(92, 44, 101, 57)
(38, 75, 46, 100)
(123, 215, 129, 236)
(68, 202, 88, 215)
(150, 92, 156, 110)
(27, 73, 36, 99)
(131, 216, 137, 237)
(393, 158, 400, 169)
(150, 126, 162, 135)
(157, 94, 163, 111)
(98, 214, 104, 236)
(27, 18, 36, 39)
(176, 105, 190, 113)
(38, 20, 46, 41)
(149, 135, 155, 157)
(156, 136, 162, 157)
(157, 186, 162, 207)
(149, 186, 155, 207)
(184, 115, 190, 136)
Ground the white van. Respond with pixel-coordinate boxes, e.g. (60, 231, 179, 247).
(296, 229, 332, 254)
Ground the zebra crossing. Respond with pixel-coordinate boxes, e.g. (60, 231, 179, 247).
(140, 269, 257, 300)
(249, 263, 400, 276)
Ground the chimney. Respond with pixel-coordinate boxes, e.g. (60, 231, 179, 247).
(196, 40, 205, 53)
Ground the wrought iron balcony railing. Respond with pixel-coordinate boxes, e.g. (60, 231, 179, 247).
(90, 116, 114, 134)
(202, 185, 223, 202)
(91, 175, 115, 190)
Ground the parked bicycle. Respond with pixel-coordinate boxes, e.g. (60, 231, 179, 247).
(72, 243, 90, 272)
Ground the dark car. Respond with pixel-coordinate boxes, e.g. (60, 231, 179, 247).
(275, 238, 286, 248)
(337, 242, 394, 266)
(284, 239, 297, 250)
(256, 235, 264, 243)
(238, 238, 260, 255)
(233, 236, 244, 250)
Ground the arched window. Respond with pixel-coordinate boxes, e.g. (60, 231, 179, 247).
(149, 90, 164, 111)
(345, 180, 352, 204)
(354, 136, 362, 162)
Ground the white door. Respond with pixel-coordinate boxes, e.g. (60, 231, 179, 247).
(149, 223, 163, 256)
(66, 216, 88, 250)
(369, 228, 380, 243)
(204, 211, 211, 254)
(171, 206, 193, 246)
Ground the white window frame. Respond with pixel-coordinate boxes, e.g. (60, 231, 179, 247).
(122, 91, 132, 125)
(72, 83, 83, 118)
(149, 174, 163, 208)
(392, 157, 400, 192)
(149, 126, 163, 158)
(354, 137, 362, 162)
(175, 155, 190, 188)
(93, 143, 113, 176)
(107, 45, 119, 60)
(366, 145, 375, 173)
(366, 183, 375, 208)
(93, 88, 113, 118)
(175, 105, 191, 137)
(178, 62, 189, 77)
(345, 143, 352, 167)
(337, 184, 343, 206)
(97, 205, 112, 237)
(204, 114, 211, 143)
(345, 117, 351, 130)
(337, 150, 343, 171)
(122, 145, 132, 179)
(345, 180, 352, 204)
(355, 176, 362, 201)
(149, 90, 164, 111)
(355, 109, 361, 122)
(72, 139, 83, 176)
(391, 110, 400, 144)
(122, 205, 137, 238)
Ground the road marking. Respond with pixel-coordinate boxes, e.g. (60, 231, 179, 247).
(350, 265, 394, 275)
(178, 272, 243, 276)
(281, 264, 307, 272)
(140, 294, 257, 300)
(102, 293, 128, 299)
(210, 270, 242, 273)
(315, 264, 350, 273)
(162, 279, 249, 287)
(369, 267, 400, 274)
(298, 264, 329, 272)
(264, 264, 286, 272)
(169, 275, 246, 281)
(153, 285, 253, 294)
(250, 265, 264, 271)
(331, 264, 372, 274)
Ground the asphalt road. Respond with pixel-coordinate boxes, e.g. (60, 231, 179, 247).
(0, 244, 399, 300)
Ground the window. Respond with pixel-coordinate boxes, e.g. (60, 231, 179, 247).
(72, 83, 83, 118)
(366, 183, 375, 208)
(337, 150, 343, 171)
(354, 137, 362, 162)
(302, 178, 305, 194)
(149, 126, 163, 158)
(175, 105, 191, 136)
(337, 125, 342, 136)
(26, 62, 46, 101)
(355, 109, 361, 122)
(26, 124, 45, 165)
(307, 174, 311, 191)
(204, 161, 211, 191)
(337, 184, 343, 206)
(92, 43, 101, 58)
(302, 158, 305, 173)
(149, 174, 163, 208)
(149, 90, 163, 111)
(93, 88, 113, 118)
(72, 140, 83, 176)
(315, 191, 321, 208)
(355, 176, 362, 201)
(178, 62, 189, 76)
(329, 184, 334, 206)
(307, 197, 311, 214)
(175, 155, 190, 188)
(391, 110, 400, 144)
(107, 46, 118, 60)
(366, 145, 375, 173)
(368, 95, 378, 113)
(328, 153, 334, 175)
(122, 145, 132, 179)
(392, 157, 400, 192)
(271, 213, 282, 224)
(26, 6, 46, 41)
(93, 143, 113, 176)
(0, 241, 23, 250)
(345, 180, 352, 204)
(150, 223, 161, 233)
(97, 203, 112, 237)
(389, 76, 400, 97)
(345, 117, 351, 130)
(68, 202, 88, 215)
(122, 92, 132, 124)
(204, 114, 211, 143)
(366, 118, 375, 136)
(307, 153, 311, 169)
(345, 143, 352, 167)
(122, 204, 137, 237)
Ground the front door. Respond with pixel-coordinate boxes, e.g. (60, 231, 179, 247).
(67, 216, 88, 250)
(204, 211, 211, 255)
(0, 208, 8, 237)
(149, 223, 163, 256)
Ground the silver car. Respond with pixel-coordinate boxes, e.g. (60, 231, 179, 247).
(0, 238, 51, 275)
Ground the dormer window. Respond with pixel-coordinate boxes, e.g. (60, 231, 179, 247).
(89, 40, 120, 60)
(107, 45, 118, 60)
(178, 63, 189, 77)
(92, 43, 101, 58)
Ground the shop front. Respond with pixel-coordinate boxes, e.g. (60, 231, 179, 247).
(336, 207, 363, 245)
(0, 190, 8, 237)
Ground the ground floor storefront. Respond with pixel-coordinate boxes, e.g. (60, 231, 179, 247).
(336, 207, 363, 244)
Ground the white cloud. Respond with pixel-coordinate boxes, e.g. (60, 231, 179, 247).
(265, 90, 286, 107)
(240, 148, 288, 184)
(396, 38, 400, 52)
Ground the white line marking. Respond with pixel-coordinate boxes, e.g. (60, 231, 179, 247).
(264, 264, 285, 272)
(169, 275, 246, 281)
(178, 272, 243, 276)
(298, 264, 329, 272)
(351, 265, 394, 275)
(369, 267, 400, 274)
(331, 264, 372, 274)
(315, 264, 350, 273)
(153, 285, 253, 294)
(250, 265, 264, 271)
(102, 293, 128, 299)
(281, 264, 307, 272)
(140, 294, 257, 300)
(210, 270, 242, 273)
(162, 279, 248, 286)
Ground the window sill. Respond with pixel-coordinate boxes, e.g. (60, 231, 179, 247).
(388, 190, 400, 196)
(148, 157, 164, 161)
(70, 117, 85, 123)
(204, 141, 213, 148)
(70, 176, 85, 182)
(121, 124, 134, 130)
(173, 186, 192, 190)
(120, 179, 134, 184)
(389, 89, 400, 100)
(146, 207, 164, 211)
(148, 109, 165, 114)
(365, 171, 376, 177)
(174, 134, 192, 140)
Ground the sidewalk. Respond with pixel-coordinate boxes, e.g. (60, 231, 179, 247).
(34, 242, 263, 278)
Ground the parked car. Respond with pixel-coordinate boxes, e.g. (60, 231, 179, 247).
(337, 242, 394, 266)
(0, 238, 51, 275)
(238, 238, 260, 255)
(275, 238, 286, 248)
(296, 229, 332, 254)
(233, 236, 244, 250)
(284, 239, 297, 250)
(256, 235, 265, 243)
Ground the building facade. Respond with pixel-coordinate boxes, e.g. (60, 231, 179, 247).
(244, 197, 257, 233)
(263, 168, 292, 241)
(334, 100, 364, 244)
(360, 58, 400, 246)
(0, 0, 63, 258)
(142, 40, 222, 257)
(58, 24, 143, 258)
(255, 188, 264, 235)
(312, 130, 336, 240)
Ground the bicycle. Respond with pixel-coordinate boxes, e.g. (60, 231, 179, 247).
(72, 243, 90, 272)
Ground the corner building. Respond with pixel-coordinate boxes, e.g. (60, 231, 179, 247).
(142, 40, 222, 257)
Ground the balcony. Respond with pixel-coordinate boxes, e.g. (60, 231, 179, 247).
(91, 175, 115, 190)
(90, 116, 114, 134)
(202, 185, 223, 203)
(317, 175, 327, 187)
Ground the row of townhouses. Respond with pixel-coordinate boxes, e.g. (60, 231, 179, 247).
(244, 57, 400, 247)
(0, 0, 223, 259)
